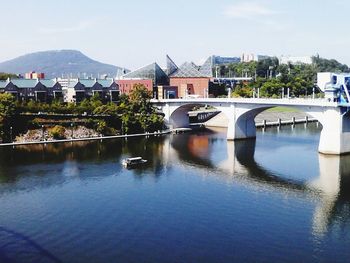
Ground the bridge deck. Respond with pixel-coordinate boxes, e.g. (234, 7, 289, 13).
(152, 98, 340, 107)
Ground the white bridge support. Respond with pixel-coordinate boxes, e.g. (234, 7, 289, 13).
(153, 98, 350, 155)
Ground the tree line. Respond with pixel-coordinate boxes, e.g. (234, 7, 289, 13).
(0, 84, 164, 142)
(215, 56, 349, 98)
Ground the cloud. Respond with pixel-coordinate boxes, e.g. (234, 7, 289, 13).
(224, 2, 278, 19)
(39, 21, 93, 34)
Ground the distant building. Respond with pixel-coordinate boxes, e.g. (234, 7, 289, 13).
(169, 56, 212, 98)
(24, 71, 45, 79)
(212, 55, 240, 65)
(157, 86, 178, 99)
(116, 79, 153, 95)
(279, 56, 313, 65)
(121, 63, 169, 87)
(63, 78, 119, 103)
(0, 78, 62, 102)
(241, 53, 270, 63)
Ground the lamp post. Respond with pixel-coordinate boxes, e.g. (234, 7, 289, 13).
(10, 126, 12, 143)
(41, 125, 44, 141)
(71, 123, 74, 139)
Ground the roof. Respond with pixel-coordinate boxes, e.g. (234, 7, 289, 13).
(79, 79, 97, 88)
(199, 56, 214, 77)
(0, 80, 8, 88)
(122, 62, 168, 85)
(11, 79, 39, 88)
(40, 79, 58, 88)
(97, 79, 115, 88)
(170, 62, 208, 78)
(166, 55, 178, 76)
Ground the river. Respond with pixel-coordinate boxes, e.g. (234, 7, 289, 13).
(0, 123, 349, 262)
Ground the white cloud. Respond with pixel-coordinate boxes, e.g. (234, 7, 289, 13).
(224, 2, 278, 19)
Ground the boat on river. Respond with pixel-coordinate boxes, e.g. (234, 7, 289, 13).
(122, 157, 148, 168)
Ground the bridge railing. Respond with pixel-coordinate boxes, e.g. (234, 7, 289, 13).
(151, 97, 341, 107)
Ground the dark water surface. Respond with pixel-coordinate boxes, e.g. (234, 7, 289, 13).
(0, 123, 350, 262)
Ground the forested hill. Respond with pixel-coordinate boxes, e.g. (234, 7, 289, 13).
(0, 50, 127, 78)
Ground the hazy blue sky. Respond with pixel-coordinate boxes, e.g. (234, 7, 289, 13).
(0, 0, 349, 70)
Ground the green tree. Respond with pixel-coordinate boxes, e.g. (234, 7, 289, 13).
(49, 125, 66, 139)
(0, 73, 18, 80)
(0, 93, 16, 140)
(129, 84, 153, 112)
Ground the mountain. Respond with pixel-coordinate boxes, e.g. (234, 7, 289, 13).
(0, 50, 128, 78)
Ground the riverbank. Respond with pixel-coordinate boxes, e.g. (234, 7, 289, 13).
(205, 110, 316, 128)
(1, 110, 317, 147)
(0, 130, 171, 147)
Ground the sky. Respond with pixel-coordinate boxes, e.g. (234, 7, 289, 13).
(0, 0, 349, 70)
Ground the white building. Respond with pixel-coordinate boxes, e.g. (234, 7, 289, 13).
(241, 53, 269, 63)
(279, 56, 313, 65)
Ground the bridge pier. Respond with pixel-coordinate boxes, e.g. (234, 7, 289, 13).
(227, 115, 257, 140)
(318, 108, 350, 155)
(224, 106, 265, 141)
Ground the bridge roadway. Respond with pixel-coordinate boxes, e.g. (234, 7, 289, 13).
(152, 98, 350, 155)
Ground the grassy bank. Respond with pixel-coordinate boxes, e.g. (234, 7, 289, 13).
(266, 106, 301, 113)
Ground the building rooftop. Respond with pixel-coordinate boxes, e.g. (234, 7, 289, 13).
(122, 62, 168, 85)
(11, 79, 39, 88)
(0, 80, 8, 88)
(39, 79, 59, 88)
(169, 56, 213, 78)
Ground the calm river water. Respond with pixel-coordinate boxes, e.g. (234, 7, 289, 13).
(0, 123, 350, 262)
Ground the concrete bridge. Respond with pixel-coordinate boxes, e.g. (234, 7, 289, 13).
(152, 98, 350, 155)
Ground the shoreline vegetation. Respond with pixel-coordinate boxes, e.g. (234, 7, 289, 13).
(1, 53, 348, 144)
(0, 84, 164, 143)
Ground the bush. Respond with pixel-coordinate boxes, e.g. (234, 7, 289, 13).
(96, 120, 107, 134)
(49, 125, 66, 139)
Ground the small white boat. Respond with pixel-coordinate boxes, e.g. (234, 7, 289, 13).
(122, 157, 148, 168)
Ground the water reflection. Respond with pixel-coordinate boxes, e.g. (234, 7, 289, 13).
(170, 129, 350, 237)
(0, 127, 350, 241)
(0, 226, 62, 262)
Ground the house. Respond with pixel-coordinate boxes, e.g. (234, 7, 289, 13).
(63, 78, 119, 103)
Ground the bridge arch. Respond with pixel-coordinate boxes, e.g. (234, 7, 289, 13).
(225, 105, 326, 140)
(167, 102, 221, 128)
(155, 98, 350, 154)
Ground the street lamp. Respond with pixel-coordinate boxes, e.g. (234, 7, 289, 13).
(10, 126, 12, 143)
(41, 125, 44, 141)
(71, 123, 74, 139)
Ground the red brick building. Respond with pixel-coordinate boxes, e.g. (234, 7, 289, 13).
(168, 61, 211, 98)
(116, 79, 153, 95)
(167, 56, 213, 98)
(169, 77, 209, 98)
(25, 71, 45, 79)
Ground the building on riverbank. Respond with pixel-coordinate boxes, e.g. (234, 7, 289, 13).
(0, 78, 63, 102)
(119, 62, 168, 97)
(116, 79, 153, 95)
(169, 57, 212, 98)
(63, 78, 119, 103)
